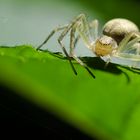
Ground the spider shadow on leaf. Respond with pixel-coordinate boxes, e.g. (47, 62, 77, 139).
(41, 49, 140, 83)
(81, 56, 140, 83)
(80, 56, 130, 81)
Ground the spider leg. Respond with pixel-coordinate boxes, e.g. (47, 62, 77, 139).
(37, 14, 87, 75)
(69, 34, 81, 56)
(70, 27, 95, 78)
(117, 33, 140, 68)
(136, 43, 140, 55)
(57, 14, 93, 76)
(118, 32, 139, 52)
(36, 25, 68, 50)
(57, 25, 78, 75)
(102, 55, 111, 68)
(126, 37, 140, 68)
(89, 19, 99, 40)
(72, 19, 99, 52)
(37, 14, 95, 76)
(125, 37, 140, 55)
(75, 15, 93, 49)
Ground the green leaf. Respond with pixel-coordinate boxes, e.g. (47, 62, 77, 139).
(0, 45, 140, 140)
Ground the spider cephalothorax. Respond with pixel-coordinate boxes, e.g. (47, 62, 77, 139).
(94, 35, 117, 56)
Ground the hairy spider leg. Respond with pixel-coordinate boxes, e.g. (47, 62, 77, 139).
(69, 27, 95, 78)
(127, 36, 140, 68)
(36, 24, 78, 74)
(89, 19, 99, 40)
(57, 14, 98, 77)
(68, 17, 99, 78)
(124, 37, 140, 55)
(71, 19, 99, 52)
(56, 14, 93, 75)
(118, 32, 140, 52)
(69, 18, 100, 78)
(113, 32, 140, 68)
(37, 14, 91, 76)
(37, 25, 68, 50)
(37, 14, 99, 77)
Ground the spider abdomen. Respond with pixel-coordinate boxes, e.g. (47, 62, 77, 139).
(103, 18, 139, 44)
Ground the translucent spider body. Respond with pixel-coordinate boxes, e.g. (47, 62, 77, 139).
(37, 14, 140, 78)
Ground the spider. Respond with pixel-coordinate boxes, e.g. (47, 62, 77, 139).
(37, 14, 140, 78)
